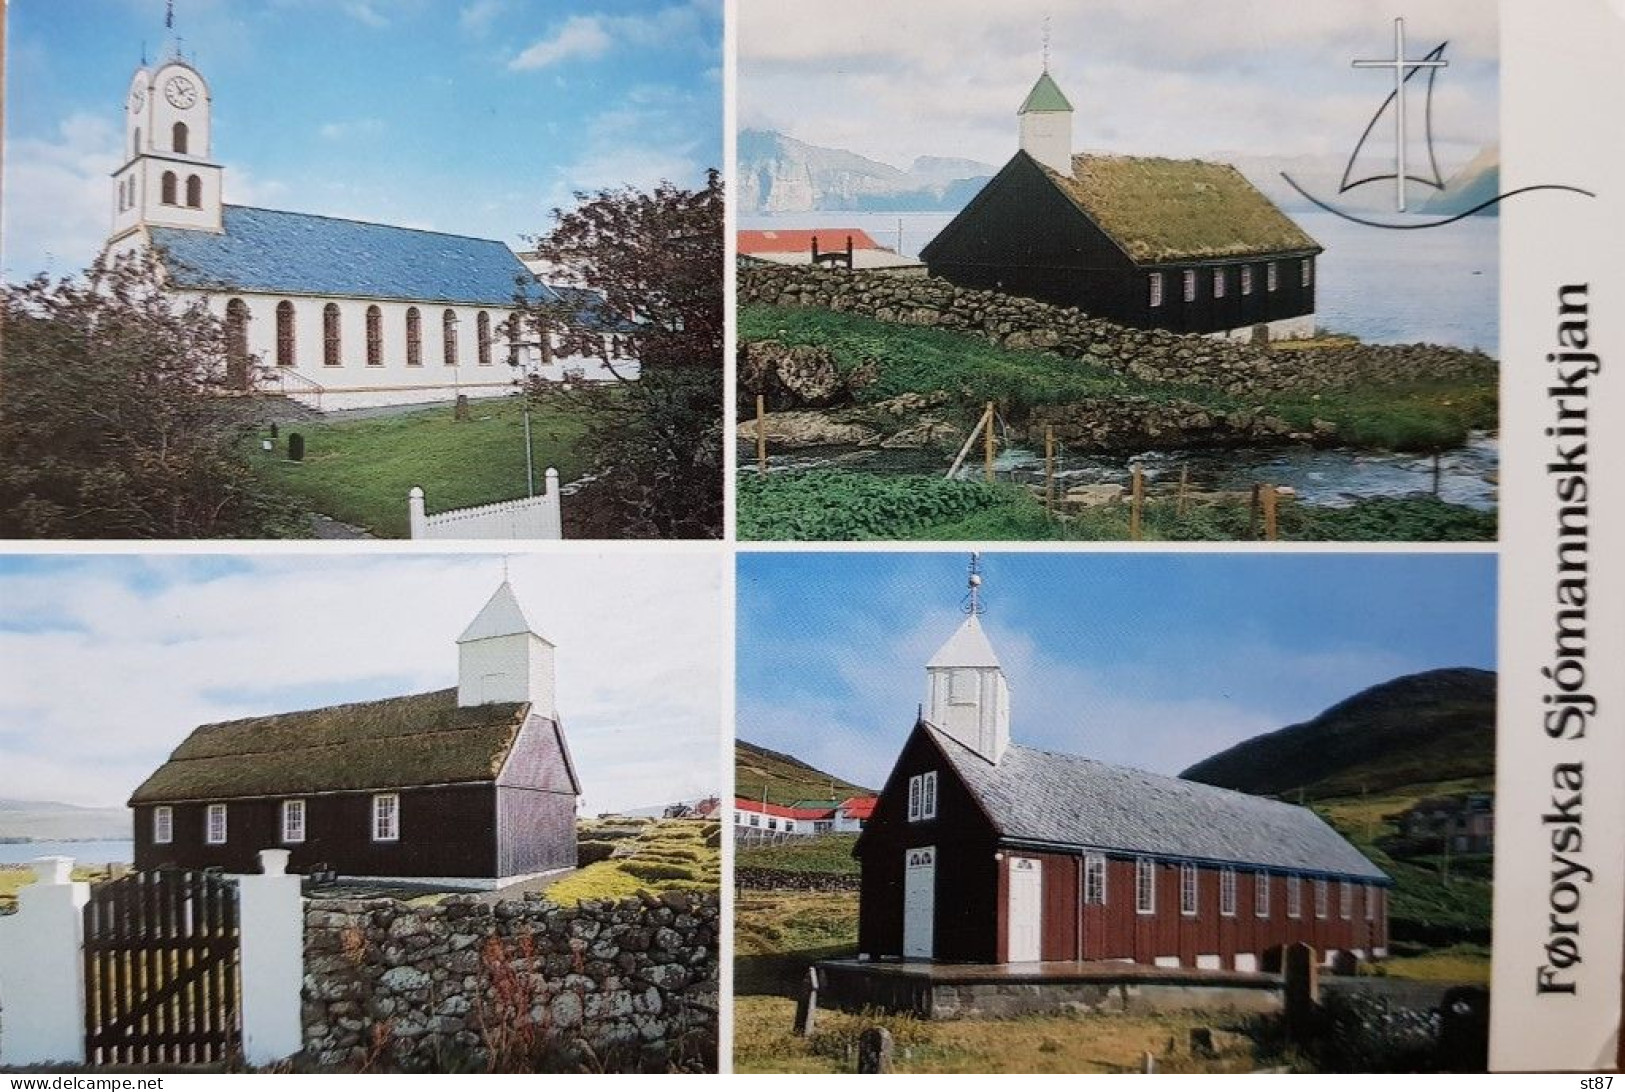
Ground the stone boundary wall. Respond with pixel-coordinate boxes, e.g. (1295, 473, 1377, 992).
(302, 890, 718, 1072)
(740, 265, 1497, 397)
(733, 867, 861, 893)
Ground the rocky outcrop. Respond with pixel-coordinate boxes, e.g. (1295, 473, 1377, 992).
(301, 891, 718, 1072)
(740, 266, 1498, 398)
(736, 411, 882, 448)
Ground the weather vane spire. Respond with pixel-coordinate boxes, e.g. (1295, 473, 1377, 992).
(1042, 16, 1051, 72)
(965, 552, 985, 616)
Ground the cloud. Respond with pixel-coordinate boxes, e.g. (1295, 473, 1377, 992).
(459, 0, 507, 36)
(0, 555, 724, 814)
(508, 15, 614, 70)
(1, 112, 122, 280)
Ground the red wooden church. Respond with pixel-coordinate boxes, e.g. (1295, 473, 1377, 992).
(129, 582, 580, 887)
(855, 575, 1388, 973)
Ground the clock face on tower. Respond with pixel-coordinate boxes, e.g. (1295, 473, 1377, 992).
(164, 75, 197, 109)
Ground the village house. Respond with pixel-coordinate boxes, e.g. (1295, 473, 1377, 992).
(734, 794, 878, 841)
(106, 53, 634, 410)
(920, 68, 1322, 341)
(737, 229, 925, 274)
(855, 582, 1389, 972)
(128, 582, 579, 887)
(1397, 792, 1494, 854)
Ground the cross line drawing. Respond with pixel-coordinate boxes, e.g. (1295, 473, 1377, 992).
(1352, 17, 1449, 212)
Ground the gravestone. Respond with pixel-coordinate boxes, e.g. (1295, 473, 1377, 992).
(857, 1027, 893, 1074)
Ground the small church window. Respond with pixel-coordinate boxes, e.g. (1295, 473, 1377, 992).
(1135, 857, 1156, 914)
(1287, 875, 1302, 918)
(186, 174, 202, 208)
(1339, 880, 1353, 919)
(1148, 272, 1163, 308)
(1220, 867, 1237, 916)
(161, 171, 178, 205)
(206, 803, 228, 845)
(1212, 268, 1226, 299)
(372, 793, 400, 841)
(1314, 878, 1329, 919)
(1266, 262, 1279, 292)
(1301, 257, 1314, 288)
(406, 307, 422, 366)
(921, 771, 937, 820)
(366, 306, 382, 366)
(1255, 871, 1270, 918)
(226, 299, 249, 375)
(153, 806, 173, 845)
(276, 301, 295, 368)
(950, 669, 978, 704)
(1084, 855, 1106, 905)
(173, 121, 189, 155)
(477, 311, 492, 364)
(1240, 266, 1254, 295)
(506, 314, 521, 366)
(1182, 269, 1196, 303)
(134, 127, 142, 156)
(1366, 885, 1377, 921)
(443, 310, 458, 366)
(1180, 863, 1198, 915)
(281, 800, 306, 844)
(323, 304, 342, 367)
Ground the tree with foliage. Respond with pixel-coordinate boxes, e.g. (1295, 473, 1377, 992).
(521, 170, 723, 539)
(0, 252, 300, 538)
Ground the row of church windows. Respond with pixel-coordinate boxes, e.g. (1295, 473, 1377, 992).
(1110, 856, 1376, 922)
(241, 300, 509, 370)
(118, 172, 205, 212)
(1147, 258, 1313, 308)
(151, 796, 400, 846)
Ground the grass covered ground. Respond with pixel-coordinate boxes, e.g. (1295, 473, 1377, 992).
(242, 393, 593, 537)
(736, 834, 860, 877)
(0, 863, 128, 914)
(740, 305, 1498, 450)
(737, 471, 1497, 542)
(543, 818, 720, 905)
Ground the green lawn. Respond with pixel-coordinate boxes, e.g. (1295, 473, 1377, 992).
(543, 818, 721, 905)
(243, 394, 593, 537)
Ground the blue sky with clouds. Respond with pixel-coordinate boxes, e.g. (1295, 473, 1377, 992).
(3, 0, 722, 280)
(0, 553, 724, 812)
(738, 551, 1496, 792)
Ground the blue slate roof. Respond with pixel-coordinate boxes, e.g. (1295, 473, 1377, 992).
(548, 285, 638, 335)
(150, 205, 558, 307)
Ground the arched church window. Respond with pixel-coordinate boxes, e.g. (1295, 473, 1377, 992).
(442, 310, 458, 366)
(185, 175, 202, 208)
(323, 304, 342, 367)
(173, 122, 189, 155)
(366, 306, 382, 366)
(226, 299, 249, 380)
(276, 302, 296, 368)
(476, 312, 491, 365)
(133, 128, 142, 156)
(406, 307, 422, 366)
(161, 171, 178, 205)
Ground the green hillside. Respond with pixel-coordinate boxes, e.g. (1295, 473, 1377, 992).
(1180, 667, 1494, 800)
(735, 740, 872, 807)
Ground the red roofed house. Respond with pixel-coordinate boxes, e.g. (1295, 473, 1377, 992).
(734, 794, 880, 842)
(737, 229, 924, 273)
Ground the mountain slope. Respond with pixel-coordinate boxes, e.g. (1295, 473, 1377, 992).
(738, 129, 994, 214)
(735, 739, 873, 806)
(0, 798, 131, 841)
(1180, 667, 1495, 800)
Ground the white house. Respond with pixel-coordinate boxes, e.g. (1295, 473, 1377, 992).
(106, 54, 637, 411)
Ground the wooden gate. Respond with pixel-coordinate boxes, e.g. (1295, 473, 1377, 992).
(83, 870, 242, 1065)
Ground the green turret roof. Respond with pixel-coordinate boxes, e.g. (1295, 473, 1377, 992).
(1018, 71, 1073, 114)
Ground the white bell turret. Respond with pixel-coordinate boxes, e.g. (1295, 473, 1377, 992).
(924, 556, 1010, 764)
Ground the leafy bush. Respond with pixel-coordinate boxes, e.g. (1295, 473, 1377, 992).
(576, 841, 618, 866)
(738, 471, 1012, 540)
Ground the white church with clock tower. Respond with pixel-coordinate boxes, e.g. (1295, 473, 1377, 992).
(106, 48, 635, 410)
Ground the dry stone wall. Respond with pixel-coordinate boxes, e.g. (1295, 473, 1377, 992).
(740, 265, 1497, 398)
(302, 890, 718, 1072)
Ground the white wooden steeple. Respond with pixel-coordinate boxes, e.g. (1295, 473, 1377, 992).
(457, 581, 556, 713)
(924, 556, 1011, 765)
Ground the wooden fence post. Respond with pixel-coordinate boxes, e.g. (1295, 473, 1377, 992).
(1177, 465, 1190, 517)
(1044, 426, 1056, 517)
(793, 966, 820, 1038)
(1261, 483, 1279, 542)
(756, 394, 768, 474)
(983, 401, 996, 484)
(1129, 462, 1144, 540)
(1248, 483, 1261, 540)
(944, 404, 990, 480)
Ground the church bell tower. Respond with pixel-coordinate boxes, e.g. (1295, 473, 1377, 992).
(924, 555, 1011, 765)
(112, 51, 225, 241)
(457, 581, 558, 715)
(1018, 69, 1074, 175)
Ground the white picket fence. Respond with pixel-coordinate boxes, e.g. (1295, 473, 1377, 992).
(408, 470, 563, 540)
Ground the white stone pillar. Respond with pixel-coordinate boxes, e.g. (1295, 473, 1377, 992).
(0, 857, 90, 1066)
(407, 485, 428, 539)
(236, 849, 303, 1066)
(541, 467, 562, 539)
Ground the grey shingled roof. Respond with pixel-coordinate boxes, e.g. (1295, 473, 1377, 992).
(924, 724, 1387, 882)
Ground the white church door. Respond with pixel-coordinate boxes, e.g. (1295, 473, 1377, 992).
(903, 846, 935, 960)
(1007, 856, 1043, 962)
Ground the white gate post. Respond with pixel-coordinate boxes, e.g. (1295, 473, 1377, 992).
(407, 486, 428, 539)
(542, 467, 562, 539)
(237, 849, 304, 1065)
(0, 857, 90, 1066)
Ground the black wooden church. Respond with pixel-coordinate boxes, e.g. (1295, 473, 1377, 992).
(921, 71, 1323, 341)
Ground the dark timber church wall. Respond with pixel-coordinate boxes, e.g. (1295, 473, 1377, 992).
(921, 152, 1317, 334)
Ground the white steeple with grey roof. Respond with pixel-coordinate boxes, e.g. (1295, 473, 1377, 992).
(924, 557, 1011, 765)
(1017, 68, 1074, 175)
(457, 581, 556, 712)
